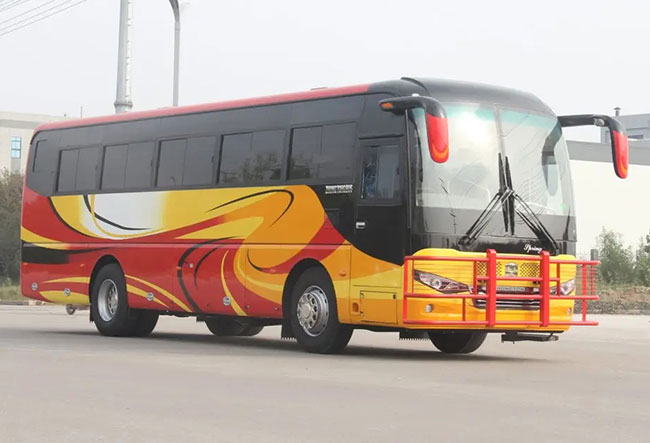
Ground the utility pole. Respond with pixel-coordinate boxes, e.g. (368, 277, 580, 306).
(169, 0, 180, 106)
(114, 0, 134, 114)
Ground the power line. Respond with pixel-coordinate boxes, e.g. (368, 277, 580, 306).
(0, 0, 88, 37)
(0, 0, 77, 30)
(0, 0, 32, 14)
(0, 0, 60, 26)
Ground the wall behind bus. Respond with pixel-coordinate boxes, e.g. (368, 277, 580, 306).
(570, 159, 650, 256)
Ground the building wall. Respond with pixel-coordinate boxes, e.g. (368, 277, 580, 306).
(0, 112, 71, 174)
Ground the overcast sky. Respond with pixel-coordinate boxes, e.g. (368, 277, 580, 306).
(2, 0, 649, 249)
(2, 0, 649, 120)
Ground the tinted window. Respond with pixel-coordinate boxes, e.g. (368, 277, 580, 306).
(76, 147, 100, 191)
(183, 136, 216, 186)
(289, 123, 356, 180)
(219, 131, 284, 184)
(125, 142, 154, 188)
(289, 127, 321, 180)
(102, 145, 128, 190)
(361, 145, 399, 200)
(219, 133, 252, 184)
(33, 140, 55, 173)
(57, 149, 79, 192)
(250, 130, 284, 181)
(157, 139, 187, 187)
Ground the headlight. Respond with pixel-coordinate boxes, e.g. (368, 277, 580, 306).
(550, 279, 575, 295)
(413, 270, 471, 294)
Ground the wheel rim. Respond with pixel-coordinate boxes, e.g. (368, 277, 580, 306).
(296, 285, 329, 337)
(97, 279, 119, 322)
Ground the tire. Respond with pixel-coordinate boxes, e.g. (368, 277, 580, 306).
(65, 305, 76, 315)
(90, 263, 139, 337)
(428, 331, 487, 354)
(132, 311, 159, 337)
(205, 317, 262, 337)
(289, 267, 352, 354)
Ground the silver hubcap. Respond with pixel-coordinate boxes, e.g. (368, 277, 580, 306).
(97, 279, 119, 322)
(297, 285, 329, 337)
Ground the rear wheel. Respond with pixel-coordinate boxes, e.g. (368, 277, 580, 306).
(205, 317, 263, 337)
(428, 331, 487, 354)
(91, 264, 138, 337)
(133, 311, 159, 337)
(90, 263, 159, 337)
(289, 267, 352, 354)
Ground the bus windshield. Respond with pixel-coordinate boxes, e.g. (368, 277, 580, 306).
(412, 103, 574, 220)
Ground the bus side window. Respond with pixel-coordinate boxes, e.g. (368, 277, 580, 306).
(157, 139, 187, 188)
(361, 145, 399, 200)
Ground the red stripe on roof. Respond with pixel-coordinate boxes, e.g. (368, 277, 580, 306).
(35, 84, 371, 133)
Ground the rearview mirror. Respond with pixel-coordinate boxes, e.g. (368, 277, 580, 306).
(380, 96, 449, 163)
(558, 114, 629, 179)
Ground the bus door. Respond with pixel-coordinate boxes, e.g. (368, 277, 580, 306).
(349, 137, 407, 325)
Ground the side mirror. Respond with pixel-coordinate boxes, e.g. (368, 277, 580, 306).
(380, 96, 449, 163)
(558, 114, 629, 178)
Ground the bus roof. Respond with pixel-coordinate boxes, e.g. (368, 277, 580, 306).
(34, 77, 553, 135)
(34, 83, 371, 134)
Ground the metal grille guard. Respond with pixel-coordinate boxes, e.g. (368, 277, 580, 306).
(403, 249, 599, 327)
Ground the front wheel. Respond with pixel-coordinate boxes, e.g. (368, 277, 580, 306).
(428, 331, 487, 354)
(289, 267, 352, 354)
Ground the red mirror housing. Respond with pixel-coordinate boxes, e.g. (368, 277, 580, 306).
(558, 114, 629, 179)
(609, 125, 629, 179)
(380, 96, 449, 163)
(425, 112, 449, 163)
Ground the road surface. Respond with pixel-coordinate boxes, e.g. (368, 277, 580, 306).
(1, 306, 648, 442)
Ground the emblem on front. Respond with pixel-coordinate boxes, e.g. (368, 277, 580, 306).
(505, 263, 519, 276)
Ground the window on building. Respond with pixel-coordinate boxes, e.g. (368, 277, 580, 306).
(10, 136, 21, 159)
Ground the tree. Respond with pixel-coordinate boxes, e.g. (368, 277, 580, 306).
(0, 170, 23, 284)
(634, 231, 650, 286)
(597, 228, 635, 286)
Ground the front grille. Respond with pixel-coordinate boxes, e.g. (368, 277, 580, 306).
(476, 261, 540, 277)
(472, 285, 541, 311)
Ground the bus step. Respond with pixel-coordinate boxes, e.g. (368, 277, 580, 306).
(501, 332, 559, 343)
(399, 330, 429, 341)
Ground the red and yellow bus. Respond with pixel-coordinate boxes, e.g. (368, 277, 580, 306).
(20, 78, 629, 354)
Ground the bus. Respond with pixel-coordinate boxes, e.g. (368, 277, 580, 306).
(20, 78, 629, 354)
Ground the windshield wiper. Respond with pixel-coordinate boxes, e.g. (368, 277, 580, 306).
(459, 154, 512, 247)
(503, 156, 559, 254)
(460, 155, 559, 254)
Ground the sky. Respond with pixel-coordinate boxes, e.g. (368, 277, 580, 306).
(1, 0, 649, 249)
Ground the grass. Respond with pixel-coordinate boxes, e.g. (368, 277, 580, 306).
(0, 285, 25, 301)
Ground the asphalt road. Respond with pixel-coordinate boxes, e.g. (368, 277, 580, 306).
(0, 306, 648, 443)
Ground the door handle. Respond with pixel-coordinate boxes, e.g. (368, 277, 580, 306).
(355, 221, 366, 230)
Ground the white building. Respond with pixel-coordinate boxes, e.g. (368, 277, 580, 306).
(0, 112, 71, 173)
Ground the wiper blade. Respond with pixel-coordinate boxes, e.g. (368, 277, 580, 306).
(512, 193, 559, 254)
(460, 188, 513, 247)
(460, 154, 512, 247)
(503, 156, 559, 254)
